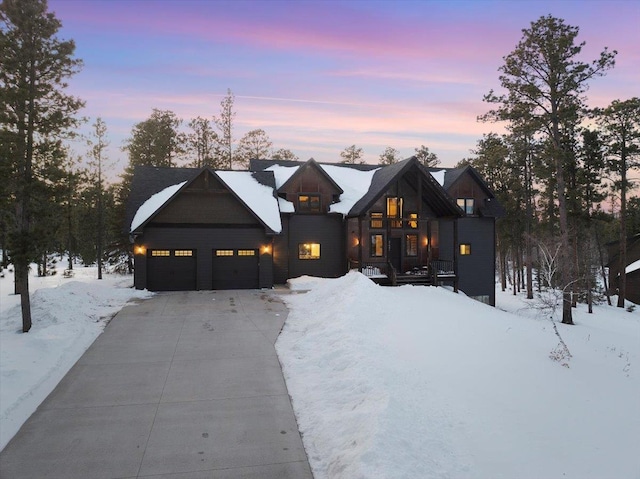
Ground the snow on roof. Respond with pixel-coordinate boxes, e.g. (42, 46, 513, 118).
(130, 181, 187, 232)
(217, 171, 282, 233)
(320, 164, 379, 215)
(625, 259, 640, 274)
(431, 169, 446, 186)
(265, 165, 299, 189)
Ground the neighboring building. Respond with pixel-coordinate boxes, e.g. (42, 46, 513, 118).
(606, 234, 640, 304)
(126, 157, 504, 304)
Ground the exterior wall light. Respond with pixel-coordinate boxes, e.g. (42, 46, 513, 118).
(134, 245, 146, 255)
(262, 245, 271, 254)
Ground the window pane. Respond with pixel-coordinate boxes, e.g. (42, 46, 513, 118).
(151, 250, 170, 257)
(216, 250, 234, 256)
(370, 234, 384, 257)
(174, 250, 193, 257)
(237, 250, 256, 256)
(465, 199, 474, 214)
(460, 243, 471, 255)
(299, 243, 321, 260)
(406, 235, 418, 256)
(407, 213, 418, 229)
(370, 212, 383, 228)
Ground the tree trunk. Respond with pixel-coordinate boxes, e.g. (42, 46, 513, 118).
(18, 264, 32, 332)
(617, 139, 628, 308)
(594, 225, 612, 306)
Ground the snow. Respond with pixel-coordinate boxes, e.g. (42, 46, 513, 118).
(217, 171, 282, 233)
(264, 164, 299, 189)
(320, 164, 378, 215)
(276, 273, 640, 479)
(0, 262, 153, 451)
(431, 169, 446, 186)
(130, 181, 186, 232)
(625, 259, 640, 274)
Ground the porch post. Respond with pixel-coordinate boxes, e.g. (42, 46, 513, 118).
(453, 218, 459, 293)
(358, 216, 363, 272)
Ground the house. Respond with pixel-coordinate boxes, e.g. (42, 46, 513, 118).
(606, 234, 640, 304)
(126, 157, 504, 305)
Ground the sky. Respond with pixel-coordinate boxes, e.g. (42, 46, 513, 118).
(48, 0, 640, 177)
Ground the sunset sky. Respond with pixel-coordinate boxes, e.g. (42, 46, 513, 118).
(49, 0, 640, 175)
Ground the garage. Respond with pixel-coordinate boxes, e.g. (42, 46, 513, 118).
(147, 249, 197, 291)
(212, 249, 259, 289)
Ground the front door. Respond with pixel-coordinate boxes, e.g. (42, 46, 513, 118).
(389, 237, 402, 272)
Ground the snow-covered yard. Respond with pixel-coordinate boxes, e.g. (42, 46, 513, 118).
(0, 262, 152, 451)
(276, 273, 640, 479)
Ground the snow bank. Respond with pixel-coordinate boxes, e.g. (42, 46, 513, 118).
(277, 273, 640, 479)
(0, 266, 152, 450)
(130, 181, 186, 232)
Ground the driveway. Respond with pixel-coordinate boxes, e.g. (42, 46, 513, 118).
(0, 290, 313, 479)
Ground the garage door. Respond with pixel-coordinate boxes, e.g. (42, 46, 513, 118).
(212, 249, 259, 289)
(147, 249, 197, 291)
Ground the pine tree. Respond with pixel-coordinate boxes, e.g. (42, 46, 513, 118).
(378, 147, 401, 165)
(214, 88, 236, 169)
(340, 145, 364, 164)
(1, 0, 84, 332)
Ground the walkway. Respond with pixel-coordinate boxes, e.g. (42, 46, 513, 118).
(0, 290, 313, 479)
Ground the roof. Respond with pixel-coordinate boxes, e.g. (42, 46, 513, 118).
(127, 167, 282, 234)
(278, 158, 344, 195)
(349, 157, 462, 217)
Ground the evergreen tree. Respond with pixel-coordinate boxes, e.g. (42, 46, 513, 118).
(122, 109, 183, 169)
(186, 116, 220, 168)
(594, 98, 640, 307)
(1, 0, 84, 332)
(214, 88, 235, 169)
(481, 15, 616, 324)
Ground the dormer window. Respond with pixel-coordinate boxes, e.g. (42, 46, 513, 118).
(457, 198, 474, 215)
(299, 194, 321, 212)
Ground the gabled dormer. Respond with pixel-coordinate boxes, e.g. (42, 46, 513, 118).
(277, 158, 344, 214)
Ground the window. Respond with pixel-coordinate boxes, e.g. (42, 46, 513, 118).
(407, 213, 418, 229)
(174, 250, 193, 257)
(370, 212, 383, 228)
(216, 250, 234, 256)
(406, 235, 418, 256)
(151, 250, 170, 257)
(460, 243, 471, 255)
(298, 194, 321, 212)
(370, 234, 384, 257)
(237, 250, 256, 256)
(386, 197, 403, 228)
(299, 243, 321, 260)
(457, 198, 475, 215)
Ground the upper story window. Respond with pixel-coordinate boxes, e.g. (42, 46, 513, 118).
(386, 197, 403, 228)
(299, 194, 321, 213)
(299, 243, 321, 260)
(370, 212, 383, 229)
(407, 213, 418, 229)
(457, 198, 475, 215)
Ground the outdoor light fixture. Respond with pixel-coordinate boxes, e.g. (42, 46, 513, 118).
(262, 245, 271, 254)
(134, 245, 146, 255)
(423, 237, 429, 246)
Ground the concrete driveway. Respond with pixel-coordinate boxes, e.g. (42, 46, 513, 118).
(0, 290, 313, 479)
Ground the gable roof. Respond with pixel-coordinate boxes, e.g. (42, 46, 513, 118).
(127, 167, 281, 235)
(349, 157, 462, 217)
(278, 158, 344, 195)
(427, 165, 505, 218)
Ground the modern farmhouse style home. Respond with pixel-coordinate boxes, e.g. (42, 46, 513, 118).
(126, 156, 504, 304)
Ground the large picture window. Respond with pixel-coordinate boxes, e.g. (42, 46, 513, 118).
(387, 197, 403, 228)
(299, 243, 321, 260)
(298, 194, 321, 212)
(370, 234, 384, 257)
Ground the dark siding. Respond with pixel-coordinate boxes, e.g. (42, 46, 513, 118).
(152, 190, 257, 225)
(457, 217, 496, 305)
(273, 216, 290, 284)
(287, 215, 346, 279)
(134, 226, 273, 290)
(438, 219, 455, 261)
